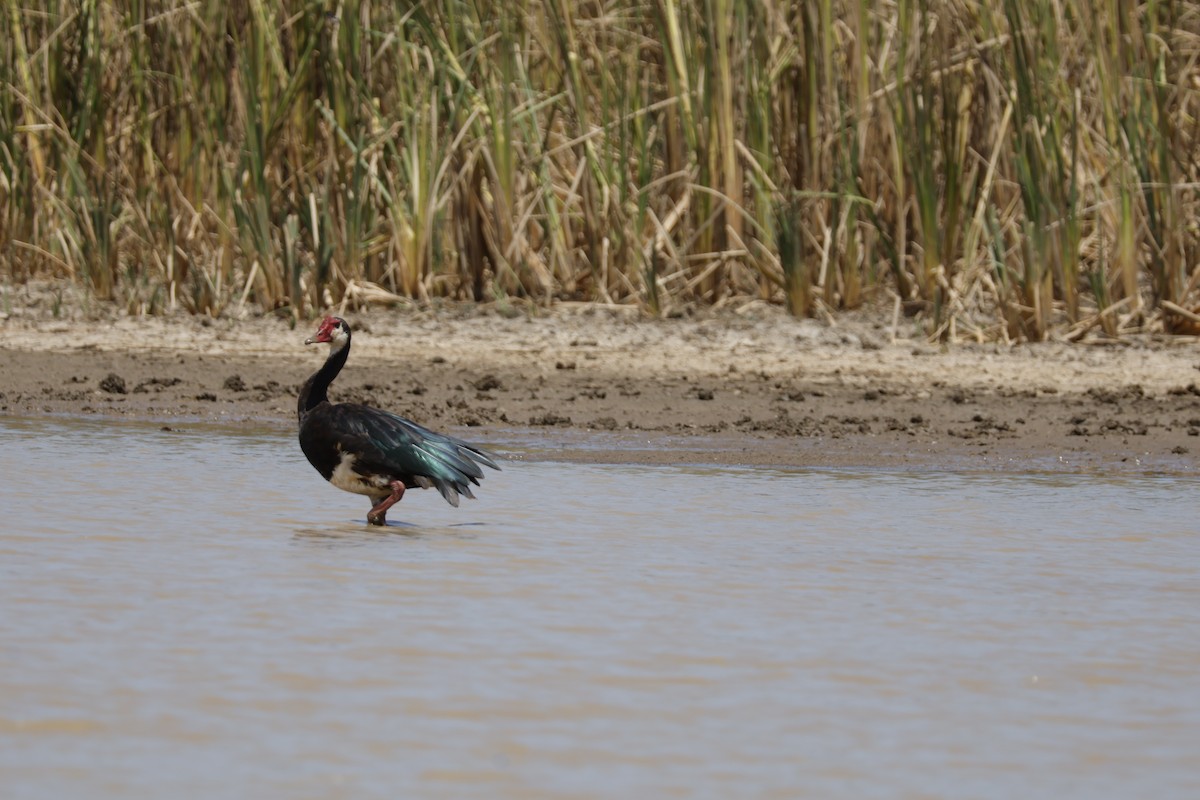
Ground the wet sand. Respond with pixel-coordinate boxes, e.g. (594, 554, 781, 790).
(2, 300, 1199, 472)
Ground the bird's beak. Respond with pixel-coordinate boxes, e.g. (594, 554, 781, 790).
(304, 336, 316, 345)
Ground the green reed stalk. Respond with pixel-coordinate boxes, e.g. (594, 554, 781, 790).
(776, 194, 806, 316)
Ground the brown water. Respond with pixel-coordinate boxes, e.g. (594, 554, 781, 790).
(2, 416, 1198, 798)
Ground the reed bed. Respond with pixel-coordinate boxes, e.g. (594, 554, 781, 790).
(2, 0, 1199, 340)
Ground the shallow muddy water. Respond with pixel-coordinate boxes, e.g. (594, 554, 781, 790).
(2, 417, 1198, 798)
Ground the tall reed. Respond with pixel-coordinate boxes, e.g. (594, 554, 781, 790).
(2, 0, 1199, 340)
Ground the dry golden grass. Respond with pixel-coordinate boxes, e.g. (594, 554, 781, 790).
(2, 1, 1199, 340)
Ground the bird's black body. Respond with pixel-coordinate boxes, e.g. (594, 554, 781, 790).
(298, 316, 498, 523)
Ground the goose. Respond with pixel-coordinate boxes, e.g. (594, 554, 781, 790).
(298, 316, 498, 525)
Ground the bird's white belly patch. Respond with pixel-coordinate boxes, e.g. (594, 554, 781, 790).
(329, 452, 391, 497)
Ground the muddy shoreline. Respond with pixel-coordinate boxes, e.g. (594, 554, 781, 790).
(3, 303, 1200, 472)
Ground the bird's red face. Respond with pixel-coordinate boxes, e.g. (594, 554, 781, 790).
(305, 316, 345, 345)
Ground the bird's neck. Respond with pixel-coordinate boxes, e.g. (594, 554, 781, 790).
(298, 338, 350, 419)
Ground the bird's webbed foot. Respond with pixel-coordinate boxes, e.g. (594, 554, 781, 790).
(366, 481, 406, 526)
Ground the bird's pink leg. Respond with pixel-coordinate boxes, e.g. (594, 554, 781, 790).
(367, 481, 406, 526)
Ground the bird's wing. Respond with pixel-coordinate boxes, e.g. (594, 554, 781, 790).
(326, 404, 499, 506)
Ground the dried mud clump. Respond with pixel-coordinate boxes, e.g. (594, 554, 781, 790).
(1167, 383, 1200, 397)
(133, 377, 182, 393)
(1087, 385, 1145, 405)
(530, 412, 572, 426)
(99, 373, 127, 394)
(473, 374, 503, 392)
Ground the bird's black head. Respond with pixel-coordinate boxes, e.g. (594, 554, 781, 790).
(305, 316, 351, 348)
